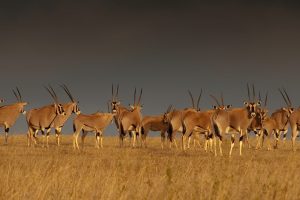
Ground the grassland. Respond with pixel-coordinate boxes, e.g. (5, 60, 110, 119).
(0, 135, 299, 200)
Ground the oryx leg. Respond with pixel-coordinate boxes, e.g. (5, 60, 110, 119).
(245, 131, 251, 149)
(273, 130, 280, 149)
(95, 132, 100, 149)
(282, 130, 288, 143)
(73, 127, 81, 150)
(218, 135, 223, 156)
(46, 128, 51, 148)
(256, 130, 264, 150)
(4, 127, 9, 145)
(239, 131, 245, 156)
(161, 131, 166, 149)
(41, 128, 46, 148)
(229, 134, 235, 157)
(55, 127, 62, 146)
(291, 126, 298, 152)
(100, 131, 103, 148)
(131, 130, 137, 148)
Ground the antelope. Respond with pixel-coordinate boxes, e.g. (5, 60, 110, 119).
(0, 88, 27, 144)
(256, 89, 294, 150)
(118, 88, 143, 147)
(73, 107, 115, 149)
(164, 90, 200, 149)
(139, 105, 172, 149)
(212, 85, 261, 156)
(110, 84, 131, 132)
(52, 84, 81, 146)
(26, 86, 66, 147)
(181, 90, 216, 151)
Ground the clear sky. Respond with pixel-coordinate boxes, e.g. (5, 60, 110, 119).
(1, 0, 300, 135)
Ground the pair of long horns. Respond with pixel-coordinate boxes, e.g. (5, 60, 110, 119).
(210, 93, 224, 107)
(188, 89, 202, 110)
(61, 84, 75, 102)
(112, 84, 119, 101)
(45, 85, 59, 103)
(258, 91, 268, 107)
(133, 88, 143, 105)
(279, 88, 292, 107)
(12, 87, 22, 102)
(247, 83, 257, 101)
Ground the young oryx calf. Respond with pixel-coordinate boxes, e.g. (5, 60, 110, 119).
(140, 105, 172, 148)
(73, 111, 115, 149)
(26, 86, 66, 147)
(0, 88, 27, 144)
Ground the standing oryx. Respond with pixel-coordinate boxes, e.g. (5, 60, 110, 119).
(118, 88, 143, 147)
(256, 89, 294, 150)
(26, 86, 66, 147)
(52, 84, 81, 146)
(73, 109, 115, 150)
(164, 90, 201, 149)
(212, 85, 261, 156)
(0, 88, 27, 144)
(140, 105, 172, 148)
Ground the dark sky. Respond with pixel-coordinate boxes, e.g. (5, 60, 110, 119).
(1, 0, 300, 134)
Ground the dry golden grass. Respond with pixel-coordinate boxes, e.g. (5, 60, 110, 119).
(0, 135, 299, 200)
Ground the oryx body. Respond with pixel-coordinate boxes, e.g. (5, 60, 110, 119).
(73, 112, 115, 149)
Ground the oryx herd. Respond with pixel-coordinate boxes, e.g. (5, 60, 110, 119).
(0, 84, 299, 156)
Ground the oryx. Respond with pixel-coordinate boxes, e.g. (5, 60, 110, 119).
(212, 84, 261, 156)
(163, 90, 201, 149)
(26, 86, 66, 147)
(257, 88, 294, 150)
(139, 105, 172, 148)
(118, 88, 143, 147)
(73, 108, 115, 149)
(0, 88, 27, 144)
(52, 84, 81, 146)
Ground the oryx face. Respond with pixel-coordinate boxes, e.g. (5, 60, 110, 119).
(244, 101, 261, 118)
(72, 102, 81, 115)
(111, 101, 120, 113)
(18, 102, 28, 115)
(55, 104, 66, 115)
(282, 107, 294, 118)
(257, 108, 268, 123)
(213, 105, 231, 110)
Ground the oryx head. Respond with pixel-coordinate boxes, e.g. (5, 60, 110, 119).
(279, 88, 294, 117)
(0, 99, 4, 103)
(61, 84, 81, 115)
(45, 86, 66, 116)
(110, 84, 121, 114)
(257, 91, 269, 123)
(244, 84, 261, 118)
(188, 89, 202, 111)
(12, 87, 28, 115)
(210, 93, 232, 110)
(163, 105, 173, 124)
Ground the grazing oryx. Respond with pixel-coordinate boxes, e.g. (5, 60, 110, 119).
(52, 84, 81, 146)
(0, 88, 27, 144)
(26, 86, 66, 147)
(118, 88, 143, 147)
(140, 105, 172, 148)
(212, 85, 261, 156)
(73, 108, 115, 150)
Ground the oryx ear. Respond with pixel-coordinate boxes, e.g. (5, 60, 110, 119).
(226, 105, 232, 109)
(290, 108, 295, 112)
(130, 105, 134, 109)
(213, 105, 217, 109)
(244, 101, 249, 106)
(282, 108, 288, 112)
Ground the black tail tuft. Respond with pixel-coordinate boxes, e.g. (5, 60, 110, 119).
(182, 121, 186, 135)
(141, 126, 145, 135)
(73, 124, 76, 132)
(213, 123, 220, 137)
(120, 123, 125, 136)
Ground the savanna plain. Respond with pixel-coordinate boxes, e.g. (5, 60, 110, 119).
(0, 135, 299, 200)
